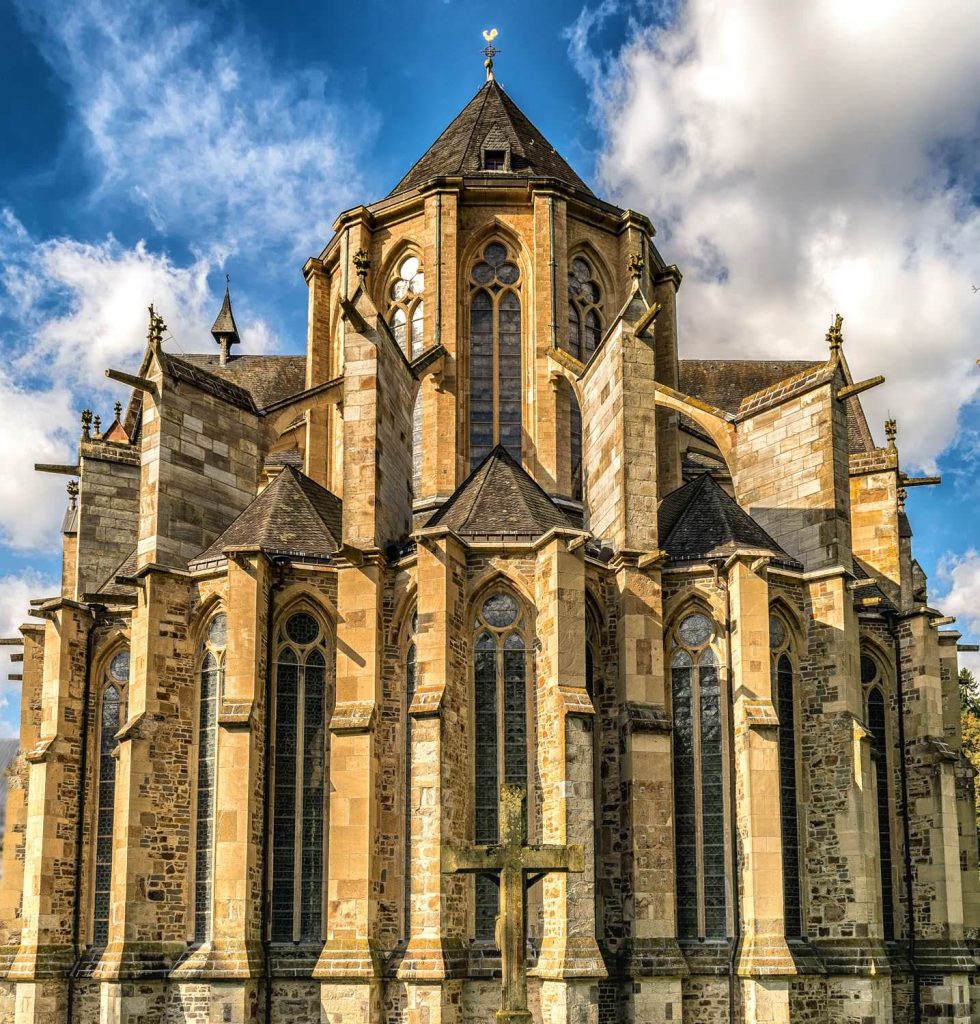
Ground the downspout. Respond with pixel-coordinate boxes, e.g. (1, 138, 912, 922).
(717, 561, 742, 1024)
(262, 557, 286, 1024)
(889, 611, 920, 1023)
(67, 607, 99, 1024)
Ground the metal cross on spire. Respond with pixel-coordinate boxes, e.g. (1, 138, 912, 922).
(483, 28, 501, 81)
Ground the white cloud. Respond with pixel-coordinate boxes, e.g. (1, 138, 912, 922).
(15, 0, 371, 255)
(0, 210, 275, 550)
(572, 0, 980, 469)
(0, 570, 55, 738)
(935, 549, 980, 675)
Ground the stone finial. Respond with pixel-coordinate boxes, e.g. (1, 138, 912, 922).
(897, 486, 907, 509)
(80, 408, 93, 441)
(628, 252, 645, 281)
(827, 313, 843, 353)
(352, 248, 371, 282)
(148, 305, 167, 349)
(93, 414, 102, 436)
(67, 479, 78, 510)
(114, 401, 123, 421)
(885, 417, 897, 450)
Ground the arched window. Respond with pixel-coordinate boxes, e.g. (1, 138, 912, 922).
(670, 610, 727, 939)
(473, 590, 530, 939)
(567, 257, 603, 498)
(387, 254, 425, 496)
(403, 608, 418, 939)
(195, 613, 226, 944)
(92, 647, 129, 946)
(469, 242, 523, 471)
(863, 651, 895, 941)
(770, 613, 803, 939)
(271, 610, 330, 943)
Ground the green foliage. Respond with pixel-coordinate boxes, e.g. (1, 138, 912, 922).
(960, 667, 980, 715)
(960, 669, 980, 827)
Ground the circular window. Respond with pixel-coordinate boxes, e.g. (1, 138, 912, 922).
(482, 593, 518, 628)
(400, 256, 420, 280)
(484, 243, 507, 267)
(769, 615, 785, 650)
(472, 262, 494, 285)
(498, 262, 520, 285)
(861, 654, 878, 685)
(109, 649, 130, 683)
(285, 612, 320, 645)
(207, 613, 228, 648)
(678, 613, 712, 647)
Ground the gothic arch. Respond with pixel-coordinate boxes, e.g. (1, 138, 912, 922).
(387, 581, 419, 649)
(275, 584, 339, 631)
(465, 568, 537, 624)
(377, 241, 424, 308)
(567, 239, 614, 304)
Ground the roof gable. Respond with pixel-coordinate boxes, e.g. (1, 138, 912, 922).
(389, 80, 591, 197)
(425, 445, 571, 538)
(190, 466, 342, 565)
(659, 473, 802, 569)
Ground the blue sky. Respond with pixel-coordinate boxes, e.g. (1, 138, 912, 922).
(0, 0, 978, 733)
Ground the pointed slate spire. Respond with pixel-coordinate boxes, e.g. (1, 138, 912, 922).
(211, 276, 240, 366)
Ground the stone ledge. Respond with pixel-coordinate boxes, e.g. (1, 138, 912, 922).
(312, 938, 384, 979)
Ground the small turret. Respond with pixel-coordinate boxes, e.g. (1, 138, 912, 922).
(211, 277, 240, 366)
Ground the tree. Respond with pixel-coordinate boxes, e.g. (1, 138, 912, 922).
(961, 667, 980, 716)
(960, 668, 980, 827)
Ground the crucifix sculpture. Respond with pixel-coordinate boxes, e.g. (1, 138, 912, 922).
(443, 783, 583, 1023)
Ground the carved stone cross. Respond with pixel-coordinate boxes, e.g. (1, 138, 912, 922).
(443, 783, 583, 1023)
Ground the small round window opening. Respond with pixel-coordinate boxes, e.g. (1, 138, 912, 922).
(285, 612, 320, 646)
(481, 593, 518, 629)
(207, 613, 228, 649)
(109, 649, 131, 683)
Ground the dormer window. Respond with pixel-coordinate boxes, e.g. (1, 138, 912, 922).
(483, 149, 507, 171)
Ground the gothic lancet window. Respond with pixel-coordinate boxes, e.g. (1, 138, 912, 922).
(567, 256, 603, 499)
(473, 591, 530, 940)
(770, 613, 803, 939)
(92, 647, 129, 946)
(469, 242, 523, 471)
(387, 254, 425, 495)
(271, 610, 330, 943)
(863, 651, 896, 942)
(195, 613, 226, 944)
(670, 610, 727, 939)
(403, 608, 418, 939)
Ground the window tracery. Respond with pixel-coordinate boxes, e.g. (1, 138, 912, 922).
(271, 609, 330, 943)
(387, 254, 425, 495)
(670, 610, 727, 939)
(92, 647, 129, 946)
(468, 242, 523, 471)
(862, 649, 896, 941)
(195, 613, 225, 944)
(566, 256, 603, 499)
(770, 612, 803, 939)
(472, 589, 530, 939)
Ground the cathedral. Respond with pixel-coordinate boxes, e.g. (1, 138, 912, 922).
(0, 61, 977, 1024)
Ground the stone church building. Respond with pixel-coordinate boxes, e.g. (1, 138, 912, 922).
(0, 68, 977, 1024)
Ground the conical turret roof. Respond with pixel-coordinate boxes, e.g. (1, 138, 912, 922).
(211, 285, 240, 342)
(389, 80, 592, 197)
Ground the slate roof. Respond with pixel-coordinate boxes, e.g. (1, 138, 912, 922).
(425, 445, 572, 538)
(176, 354, 307, 411)
(658, 473, 802, 570)
(190, 466, 342, 566)
(390, 80, 592, 197)
(678, 358, 875, 454)
(97, 547, 138, 597)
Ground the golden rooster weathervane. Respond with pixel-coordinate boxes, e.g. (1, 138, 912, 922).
(483, 28, 500, 81)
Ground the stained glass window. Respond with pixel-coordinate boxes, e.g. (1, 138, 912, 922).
(867, 676, 895, 941)
(92, 672, 123, 947)
(569, 390, 584, 501)
(469, 243, 523, 471)
(271, 611, 330, 943)
(670, 613, 728, 939)
(195, 648, 220, 944)
(472, 592, 529, 941)
(567, 256, 602, 362)
(776, 653, 803, 939)
(404, 641, 416, 938)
